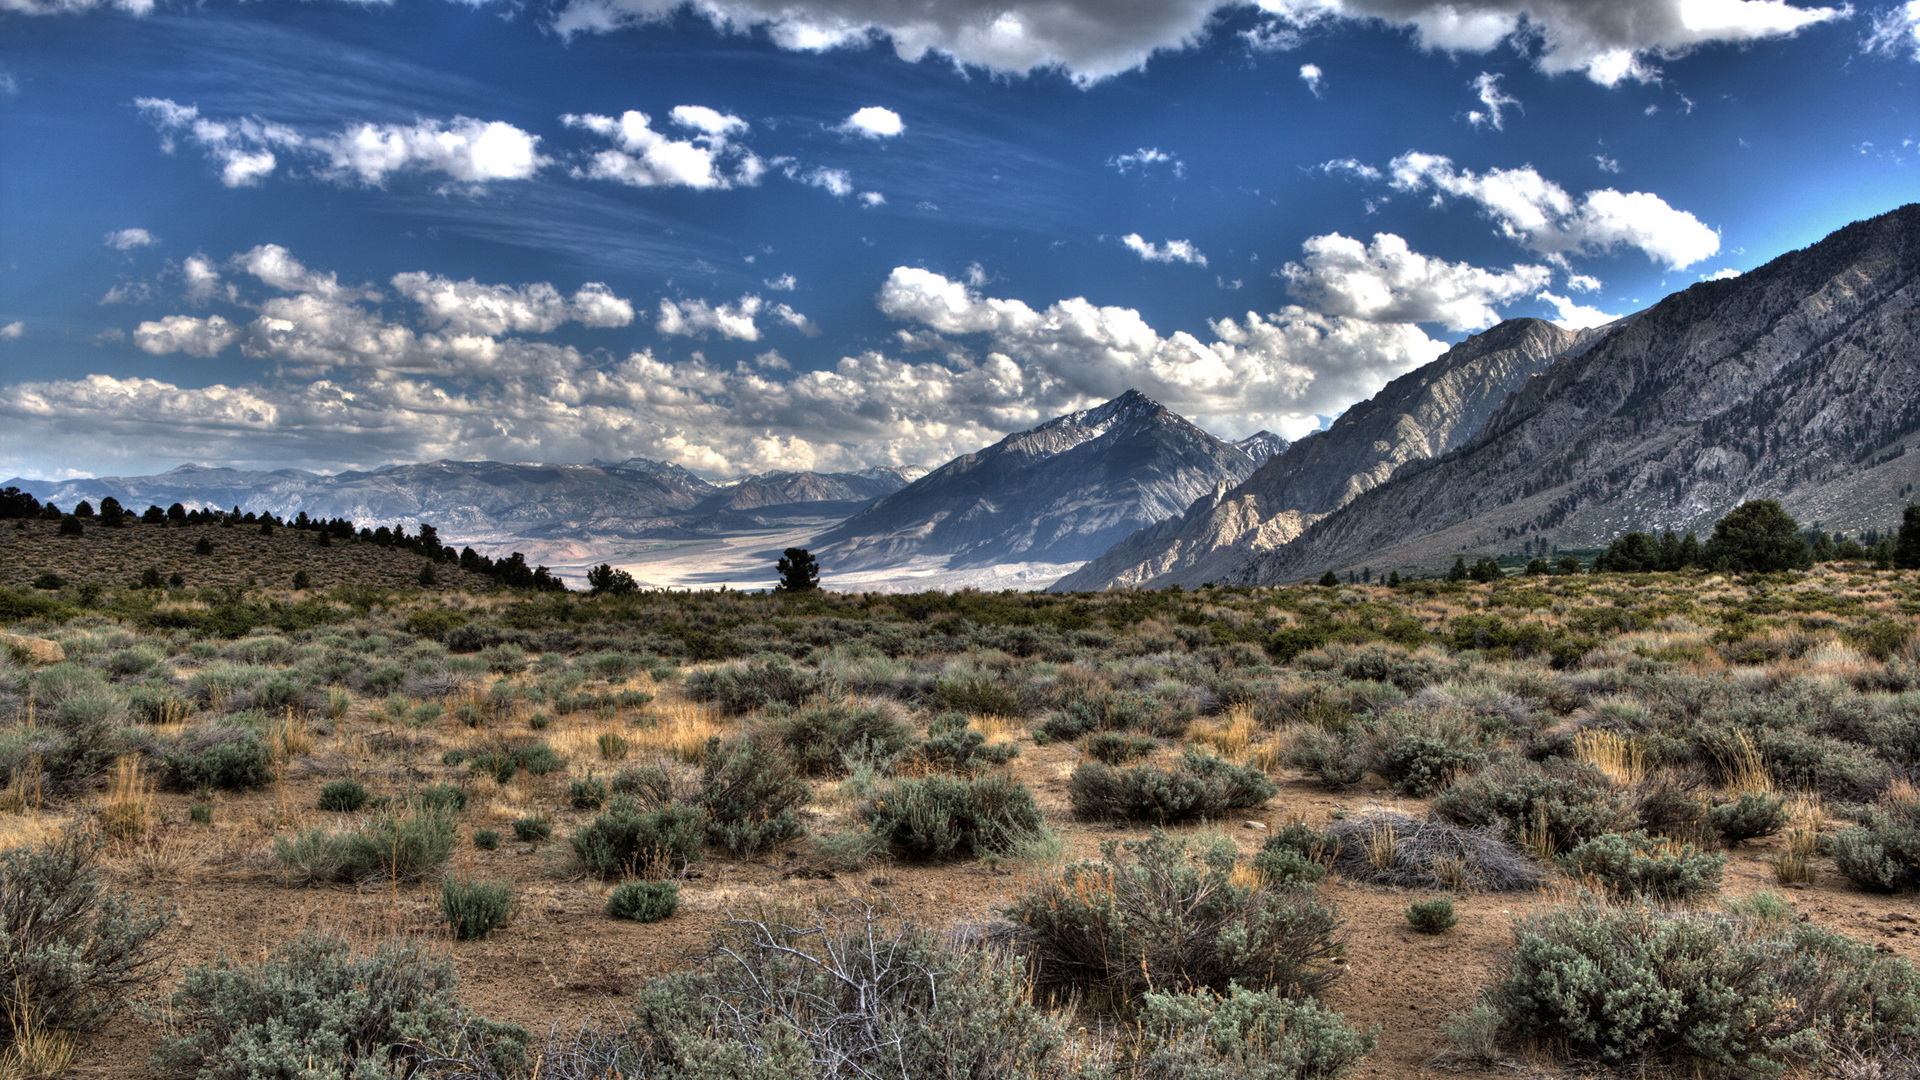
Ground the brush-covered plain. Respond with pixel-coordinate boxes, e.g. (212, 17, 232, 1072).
(10, 564, 1920, 1078)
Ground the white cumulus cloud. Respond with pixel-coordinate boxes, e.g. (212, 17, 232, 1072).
(0, 322, 24, 340)
(1299, 62, 1325, 94)
(563, 108, 761, 189)
(1382, 151, 1720, 268)
(136, 98, 543, 188)
(1260, 0, 1844, 84)
(542, 0, 1841, 86)
(104, 228, 156, 250)
(1282, 232, 1552, 332)
(392, 274, 635, 335)
(1122, 234, 1209, 266)
(656, 294, 813, 341)
(842, 106, 905, 137)
(14, 244, 1474, 479)
(1538, 291, 1619, 329)
(873, 264, 1445, 440)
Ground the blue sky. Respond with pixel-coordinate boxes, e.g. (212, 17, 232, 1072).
(1, 0, 1916, 480)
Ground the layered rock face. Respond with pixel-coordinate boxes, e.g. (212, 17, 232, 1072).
(1055, 317, 1581, 590)
(1231, 202, 1920, 584)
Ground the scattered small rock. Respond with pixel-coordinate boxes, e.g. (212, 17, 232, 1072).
(1242, 820, 1268, 830)
(868, 875, 893, 888)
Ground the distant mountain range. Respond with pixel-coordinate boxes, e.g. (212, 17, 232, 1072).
(808, 389, 1276, 572)
(12, 203, 1917, 592)
(2, 459, 914, 549)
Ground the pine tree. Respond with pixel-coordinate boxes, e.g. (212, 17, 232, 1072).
(1447, 557, 1469, 583)
(1895, 504, 1920, 570)
(1318, 569, 1340, 587)
(775, 548, 821, 593)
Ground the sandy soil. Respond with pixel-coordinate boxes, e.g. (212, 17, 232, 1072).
(52, 705, 1920, 1080)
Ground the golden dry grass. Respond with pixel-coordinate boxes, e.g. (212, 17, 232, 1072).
(1573, 729, 1645, 788)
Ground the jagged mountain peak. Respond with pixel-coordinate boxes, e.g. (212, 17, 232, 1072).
(1053, 315, 1581, 591)
(809, 392, 1260, 573)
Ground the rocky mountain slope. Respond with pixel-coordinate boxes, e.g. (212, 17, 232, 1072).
(809, 390, 1266, 571)
(696, 468, 912, 513)
(1230, 202, 1920, 584)
(1055, 317, 1583, 590)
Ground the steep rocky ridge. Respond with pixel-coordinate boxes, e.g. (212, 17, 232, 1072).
(1230, 202, 1920, 584)
(809, 390, 1263, 571)
(1055, 317, 1581, 590)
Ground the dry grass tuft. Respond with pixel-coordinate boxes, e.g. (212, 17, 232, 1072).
(1187, 706, 1258, 762)
(97, 755, 153, 842)
(0, 755, 44, 815)
(1715, 730, 1774, 797)
(1574, 729, 1645, 788)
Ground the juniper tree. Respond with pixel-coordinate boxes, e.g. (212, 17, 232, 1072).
(775, 548, 820, 593)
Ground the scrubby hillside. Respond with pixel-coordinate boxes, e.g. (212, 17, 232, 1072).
(0, 517, 494, 593)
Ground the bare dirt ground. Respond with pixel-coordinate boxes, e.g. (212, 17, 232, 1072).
(44, 691, 1920, 1080)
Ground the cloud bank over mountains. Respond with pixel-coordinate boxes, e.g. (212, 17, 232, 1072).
(0, 204, 1643, 477)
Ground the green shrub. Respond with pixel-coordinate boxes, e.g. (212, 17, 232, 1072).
(188, 802, 212, 825)
(1488, 904, 1920, 1075)
(1406, 898, 1457, 934)
(316, 778, 369, 812)
(1068, 749, 1277, 824)
(1558, 831, 1726, 900)
(1009, 832, 1343, 1009)
(1828, 799, 1920, 892)
(567, 797, 706, 878)
(467, 748, 518, 783)
(473, 829, 500, 851)
(685, 655, 831, 714)
(1709, 793, 1789, 844)
(1251, 823, 1334, 889)
(510, 815, 552, 843)
(864, 774, 1045, 861)
(416, 782, 468, 813)
(700, 734, 808, 856)
(775, 700, 916, 776)
(568, 775, 608, 810)
(1431, 760, 1634, 855)
(513, 742, 565, 776)
(604, 906, 1069, 1079)
(916, 712, 1020, 773)
(1133, 985, 1376, 1080)
(273, 808, 457, 885)
(1085, 730, 1156, 765)
(162, 724, 275, 791)
(153, 934, 525, 1080)
(0, 830, 170, 1044)
(606, 879, 679, 922)
(1373, 732, 1485, 798)
(1287, 729, 1366, 788)
(441, 877, 514, 940)
(1039, 688, 1191, 741)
